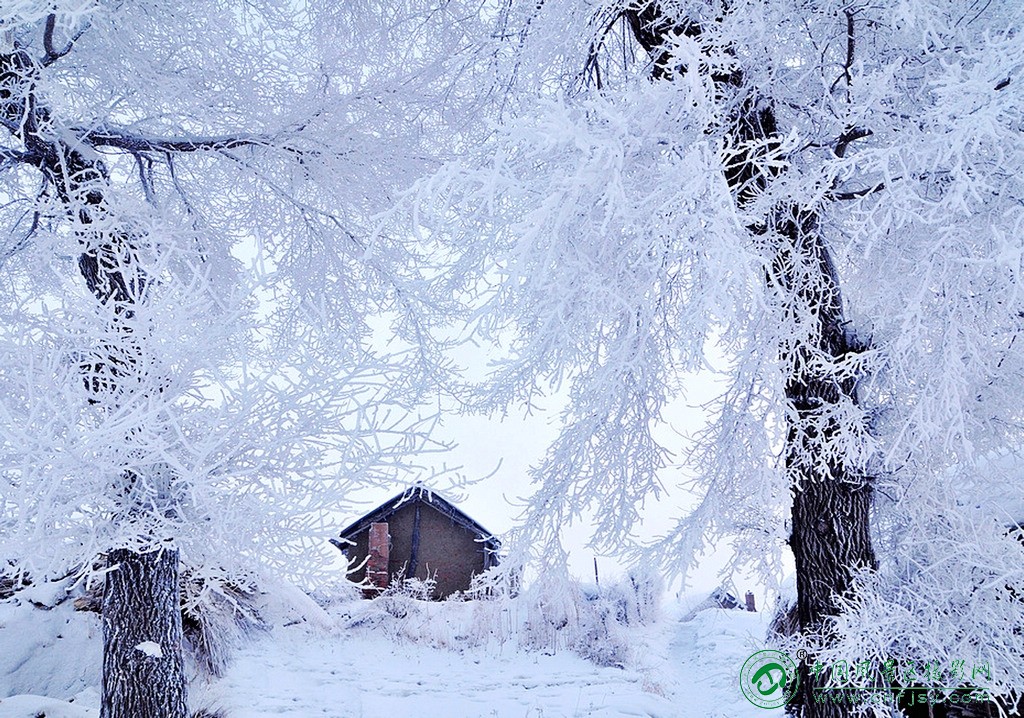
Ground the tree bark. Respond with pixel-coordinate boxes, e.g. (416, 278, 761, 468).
(623, 5, 876, 716)
(101, 548, 188, 718)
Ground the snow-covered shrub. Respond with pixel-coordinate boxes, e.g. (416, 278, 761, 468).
(306, 576, 362, 611)
(369, 577, 440, 623)
(521, 570, 662, 668)
(180, 573, 264, 678)
(604, 569, 661, 627)
(330, 569, 655, 669)
(380, 576, 438, 604)
(767, 575, 798, 643)
(518, 573, 576, 654)
(570, 593, 634, 668)
(519, 571, 656, 667)
(465, 565, 521, 600)
(336, 577, 472, 650)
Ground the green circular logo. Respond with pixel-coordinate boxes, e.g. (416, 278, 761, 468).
(740, 650, 800, 709)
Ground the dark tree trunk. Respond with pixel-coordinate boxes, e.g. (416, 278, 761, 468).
(2, 44, 188, 718)
(774, 209, 877, 718)
(101, 548, 188, 718)
(623, 5, 876, 716)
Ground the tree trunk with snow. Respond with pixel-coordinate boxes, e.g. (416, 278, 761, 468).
(774, 209, 877, 718)
(624, 5, 876, 715)
(101, 548, 188, 718)
(2, 42, 188, 718)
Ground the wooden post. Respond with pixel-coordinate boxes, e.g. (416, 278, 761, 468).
(406, 504, 421, 581)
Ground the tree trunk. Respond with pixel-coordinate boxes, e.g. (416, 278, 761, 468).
(623, 5, 877, 716)
(775, 209, 877, 718)
(101, 548, 188, 718)
(3, 45, 188, 718)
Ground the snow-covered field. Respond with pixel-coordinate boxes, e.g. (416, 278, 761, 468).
(0, 584, 782, 718)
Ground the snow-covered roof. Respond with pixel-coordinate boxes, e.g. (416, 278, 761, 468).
(335, 486, 501, 550)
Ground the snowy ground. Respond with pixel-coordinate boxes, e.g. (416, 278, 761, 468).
(0, 584, 783, 718)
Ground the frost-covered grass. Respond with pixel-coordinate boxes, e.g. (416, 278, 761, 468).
(0, 580, 781, 718)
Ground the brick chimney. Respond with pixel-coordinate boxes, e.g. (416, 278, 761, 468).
(745, 591, 756, 612)
(366, 522, 390, 595)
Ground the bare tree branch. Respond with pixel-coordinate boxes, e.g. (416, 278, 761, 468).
(834, 126, 872, 158)
(829, 181, 887, 201)
(830, 8, 856, 96)
(0, 147, 34, 166)
(81, 126, 278, 154)
(41, 13, 86, 67)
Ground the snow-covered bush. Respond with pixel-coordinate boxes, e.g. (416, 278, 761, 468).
(332, 577, 470, 650)
(377, 577, 440, 617)
(569, 593, 635, 668)
(465, 565, 521, 601)
(520, 571, 660, 668)
(605, 569, 662, 627)
(306, 576, 362, 612)
(329, 569, 659, 669)
(180, 572, 265, 679)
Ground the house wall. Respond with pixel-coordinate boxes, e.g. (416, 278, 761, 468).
(343, 501, 492, 599)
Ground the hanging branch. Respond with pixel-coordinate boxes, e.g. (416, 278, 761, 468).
(40, 13, 86, 67)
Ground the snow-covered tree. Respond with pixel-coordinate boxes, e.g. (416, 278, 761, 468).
(0, 2, 479, 716)
(420, 1, 1024, 715)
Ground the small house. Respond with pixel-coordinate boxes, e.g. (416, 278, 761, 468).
(332, 486, 501, 599)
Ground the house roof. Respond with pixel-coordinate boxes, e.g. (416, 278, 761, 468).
(335, 486, 501, 551)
